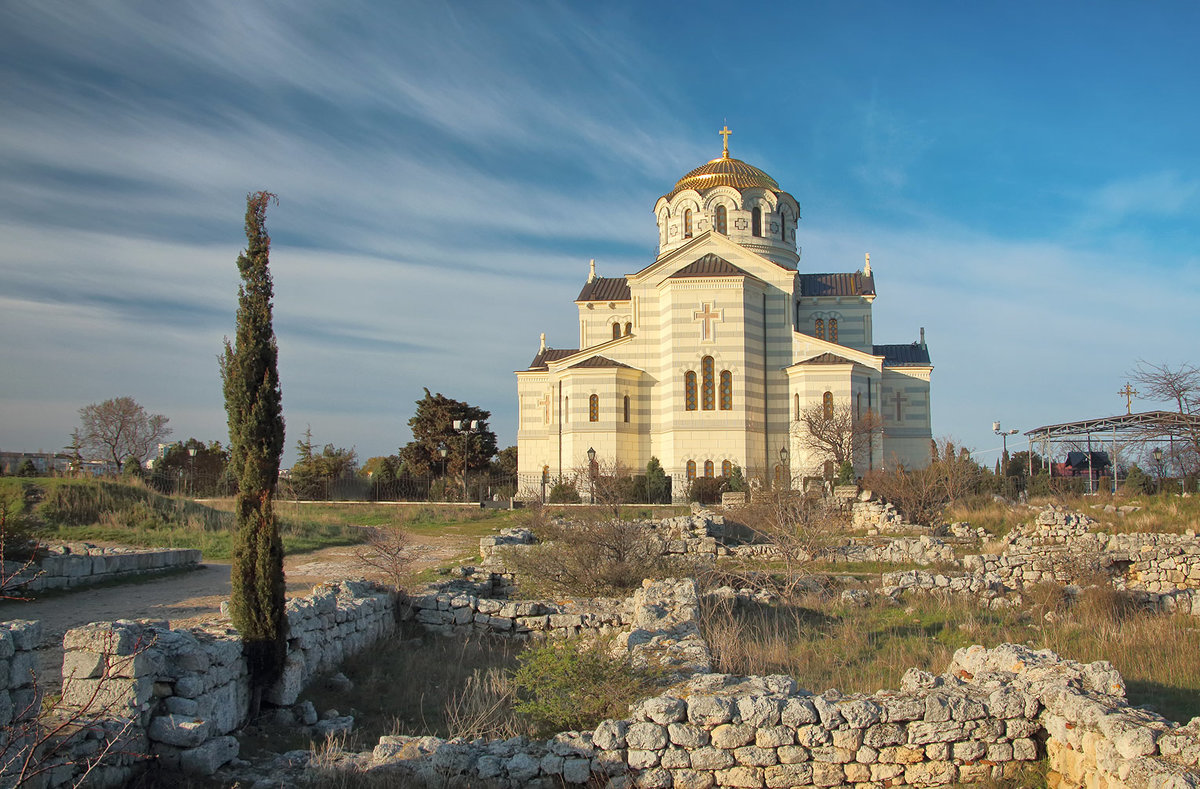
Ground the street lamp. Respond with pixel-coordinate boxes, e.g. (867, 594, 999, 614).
(1153, 446, 1165, 490)
(587, 447, 597, 504)
(779, 446, 789, 490)
(452, 420, 479, 502)
(992, 421, 1019, 477)
(438, 445, 448, 499)
(187, 446, 198, 497)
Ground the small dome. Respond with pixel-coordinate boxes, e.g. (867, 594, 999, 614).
(665, 153, 780, 200)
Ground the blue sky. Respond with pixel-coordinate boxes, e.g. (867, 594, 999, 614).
(2, 1, 1198, 468)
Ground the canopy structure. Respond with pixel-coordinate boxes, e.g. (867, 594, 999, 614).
(1023, 410, 1200, 489)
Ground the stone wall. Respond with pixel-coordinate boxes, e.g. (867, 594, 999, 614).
(13, 579, 397, 787)
(326, 642, 1200, 788)
(6, 545, 201, 593)
(0, 621, 42, 785)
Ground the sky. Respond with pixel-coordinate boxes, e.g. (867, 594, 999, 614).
(2, 1, 1198, 469)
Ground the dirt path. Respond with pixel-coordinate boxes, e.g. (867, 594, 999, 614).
(0, 530, 480, 690)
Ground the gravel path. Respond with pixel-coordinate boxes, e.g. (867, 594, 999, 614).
(0, 533, 479, 690)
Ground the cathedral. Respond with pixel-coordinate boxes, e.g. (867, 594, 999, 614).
(515, 129, 933, 499)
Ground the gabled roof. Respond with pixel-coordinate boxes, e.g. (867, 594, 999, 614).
(874, 344, 931, 366)
(568, 355, 632, 370)
(526, 348, 579, 370)
(799, 272, 875, 298)
(799, 352, 857, 365)
(669, 253, 755, 279)
(576, 276, 631, 302)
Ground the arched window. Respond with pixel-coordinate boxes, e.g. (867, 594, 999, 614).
(719, 370, 732, 410)
(823, 391, 834, 420)
(722, 460, 732, 477)
(684, 209, 693, 239)
(715, 205, 727, 235)
(856, 392, 862, 418)
(752, 207, 762, 237)
(814, 318, 824, 340)
(779, 209, 787, 240)
(623, 395, 630, 423)
(686, 460, 696, 480)
(704, 460, 714, 478)
(624, 322, 632, 336)
(612, 323, 621, 340)
(589, 394, 599, 422)
(564, 396, 569, 422)
(685, 371, 697, 411)
(794, 393, 800, 421)
(701, 356, 715, 410)
(829, 318, 838, 343)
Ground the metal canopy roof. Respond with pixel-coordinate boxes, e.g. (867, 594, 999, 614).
(1024, 410, 1200, 442)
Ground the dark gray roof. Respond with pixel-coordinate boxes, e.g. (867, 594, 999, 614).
(526, 348, 579, 370)
(670, 253, 754, 279)
(576, 276, 631, 302)
(799, 272, 875, 298)
(569, 355, 632, 370)
(874, 344, 932, 366)
(799, 352, 856, 365)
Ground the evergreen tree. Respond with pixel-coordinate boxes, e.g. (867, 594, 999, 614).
(220, 191, 286, 713)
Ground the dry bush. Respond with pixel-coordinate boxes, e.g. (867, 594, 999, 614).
(719, 490, 841, 600)
(502, 510, 690, 597)
(353, 524, 413, 590)
(444, 666, 522, 741)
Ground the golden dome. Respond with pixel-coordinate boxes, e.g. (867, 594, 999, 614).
(666, 153, 780, 200)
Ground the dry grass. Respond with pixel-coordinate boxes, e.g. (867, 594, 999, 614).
(699, 589, 1200, 723)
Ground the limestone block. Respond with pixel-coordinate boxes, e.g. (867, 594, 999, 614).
(593, 720, 628, 750)
(670, 768, 716, 789)
(776, 745, 810, 764)
(61, 675, 151, 711)
(7, 621, 41, 651)
(795, 725, 832, 748)
(711, 723, 756, 749)
(148, 714, 211, 747)
(810, 762, 844, 787)
(627, 749, 661, 769)
(668, 723, 709, 748)
(505, 752, 540, 783)
(736, 695, 783, 727)
(635, 695, 687, 725)
(925, 741, 950, 761)
(780, 697, 819, 726)
(689, 746, 735, 770)
(714, 765, 763, 788)
(633, 767, 671, 788)
(864, 723, 906, 748)
(562, 757, 591, 784)
(264, 653, 305, 706)
(62, 651, 105, 680)
(688, 695, 735, 726)
(764, 763, 811, 788)
(905, 760, 957, 785)
(733, 746, 777, 767)
(755, 726, 794, 749)
(179, 735, 238, 775)
(626, 722, 668, 751)
(0, 629, 14, 660)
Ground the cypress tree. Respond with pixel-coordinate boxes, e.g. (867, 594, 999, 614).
(220, 191, 286, 714)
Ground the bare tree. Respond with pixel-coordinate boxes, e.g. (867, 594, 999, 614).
(354, 524, 413, 590)
(74, 397, 171, 469)
(1130, 360, 1200, 473)
(718, 488, 834, 601)
(793, 400, 882, 474)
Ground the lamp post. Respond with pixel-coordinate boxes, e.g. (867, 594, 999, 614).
(187, 446, 198, 497)
(1152, 446, 1165, 491)
(438, 445, 448, 500)
(452, 420, 479, 502)
(992, 421, 1019, 477)
(587, 447, 597, 504)
(779, 445, 789, 490)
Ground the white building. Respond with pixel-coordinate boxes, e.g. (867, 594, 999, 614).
(516, 131, 933, 499)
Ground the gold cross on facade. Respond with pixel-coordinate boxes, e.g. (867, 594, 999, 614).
(719, 125, 732, 157)
(1118, 383, 1139, 414)
(890, 390, 908, 422)
(537, 393, 551, 424)
(693, 302, 722, 342)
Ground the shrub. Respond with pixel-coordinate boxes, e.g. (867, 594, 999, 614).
(510, 638, 660, 736)
(1123, 464, 1154, 495)
(688, 476, 725, 504)
(502, 514, 688, 597)
(547, 478, 581, 504)
(835, 461, 855, 486)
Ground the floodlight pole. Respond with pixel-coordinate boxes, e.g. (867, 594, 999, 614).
(993, 421, 1019, 477)
(453, 420, 479, 502)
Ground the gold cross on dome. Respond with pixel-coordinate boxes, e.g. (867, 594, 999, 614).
(1118, 383, 1139, 414)
(719, 125, 732, 157)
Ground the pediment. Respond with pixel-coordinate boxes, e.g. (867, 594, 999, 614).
(630, 231, 795, 289)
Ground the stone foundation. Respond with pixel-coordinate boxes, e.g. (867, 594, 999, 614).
(5, 545, 202, 593)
